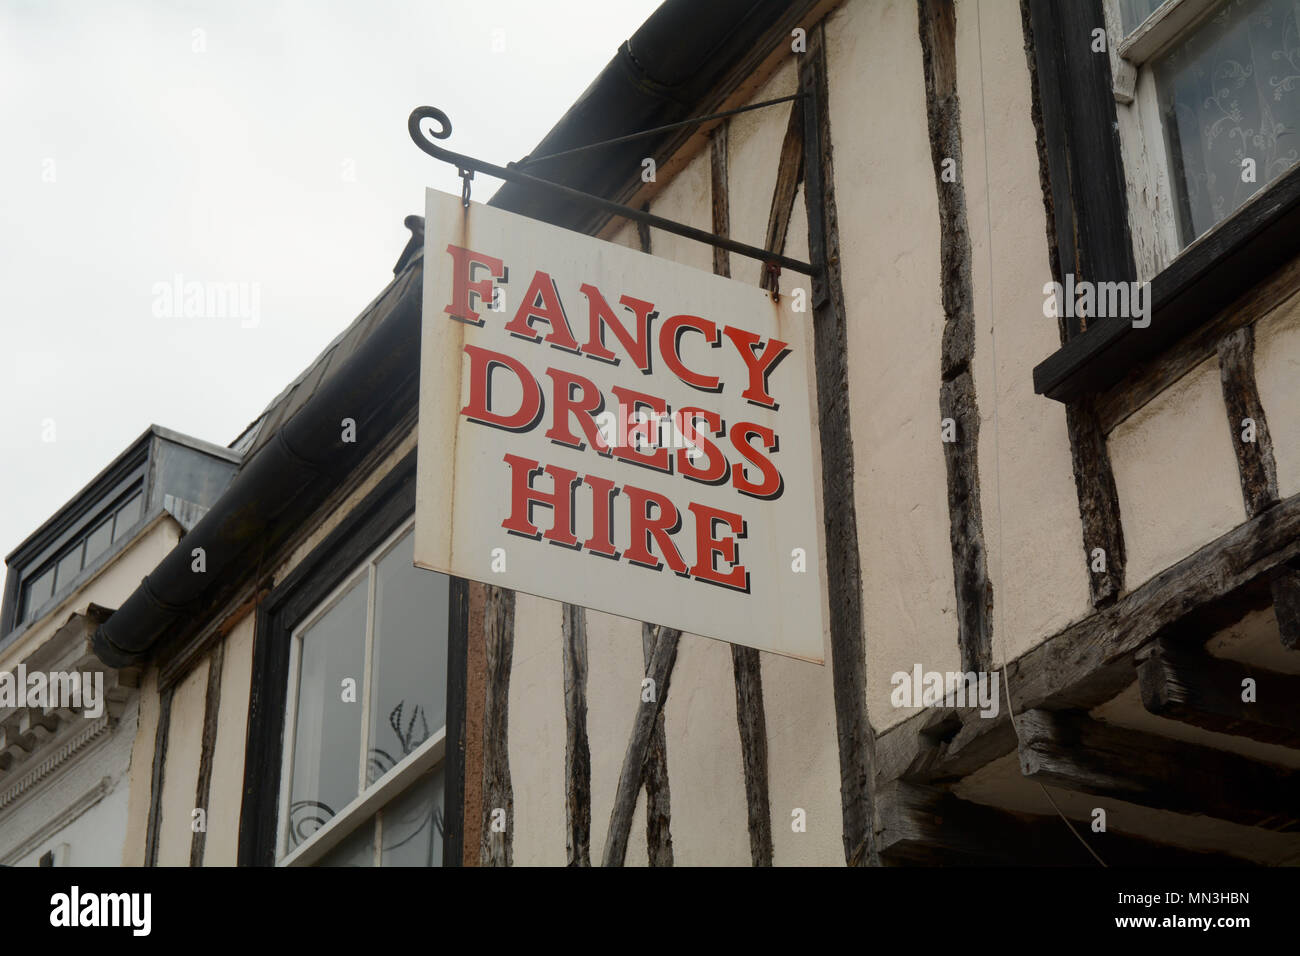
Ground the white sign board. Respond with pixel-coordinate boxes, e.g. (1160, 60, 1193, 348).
(415, 187, 827, 663)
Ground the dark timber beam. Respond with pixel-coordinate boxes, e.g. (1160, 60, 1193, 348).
(1217, 324, 1300, 650)
(877, 781, 1249, 866)
(877, 488, 1300, 786)
(1018, 708, 1300, 831)
(1019, 0, 1126, 608)
(1138, 639, 1300, 748)
(603, 626, 680, 866)
(189, 641, 226, 866)
(760, 94, 805, 293)
(712, 118, 775, 867)
(640, 623, 674, 866)
(479, 585, 515, 866)
(561, 604, 591, 866)
(919, 0, 993, 671)
(633, 220, 675, 868)
(800, 22, 877, 867)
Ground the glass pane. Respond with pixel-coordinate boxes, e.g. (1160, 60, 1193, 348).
(112, 492, 143, 541)
(22, 568, 55, 622)
(316, 818, 376, 867)
(286, 576, 368, 855)
(1156, 0, 1300, 243)
(367, 530, 448, 786)
(55, 544, 83, 590)
(84, 518, 113, 566)
(380, 765, 445, 867)
(1119, 0, 1165, 35)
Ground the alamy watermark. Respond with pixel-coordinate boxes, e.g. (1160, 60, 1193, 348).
(0, 665, 104, 719)
(890, 664, 1000, 718)
(151, 273, 261, 328)
(50, 886, 150, 936)
(1043, 274, 1150, 329)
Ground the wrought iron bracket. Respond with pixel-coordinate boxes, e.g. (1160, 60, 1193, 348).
(408, 105, 819, 278)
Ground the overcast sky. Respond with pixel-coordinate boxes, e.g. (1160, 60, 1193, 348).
(0, 0, 662, 559)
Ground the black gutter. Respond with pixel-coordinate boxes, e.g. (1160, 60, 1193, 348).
(491, 0, 804, 232)
(93, 264, 423, 667)
(91, 0, 791, 668)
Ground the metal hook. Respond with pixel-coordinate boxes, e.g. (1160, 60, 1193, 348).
(459, 168, 473, 208)
(765, 261, 781, 301)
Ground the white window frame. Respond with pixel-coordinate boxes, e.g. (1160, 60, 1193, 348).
(1105, 0, 1296, 276)
(275, 518, 447, 867)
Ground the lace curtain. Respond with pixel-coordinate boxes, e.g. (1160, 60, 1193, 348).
(1156, 0, 1300, 242)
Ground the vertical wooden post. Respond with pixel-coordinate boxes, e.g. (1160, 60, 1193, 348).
(800, 22, 878, 867)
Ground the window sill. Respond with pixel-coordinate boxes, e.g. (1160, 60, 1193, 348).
(1117, 0, 1223, 65)
(278, 726, 446, 868)
(1032, 162, 1300, 404)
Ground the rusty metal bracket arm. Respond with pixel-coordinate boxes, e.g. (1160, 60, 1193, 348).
(408, 106, 819, 278)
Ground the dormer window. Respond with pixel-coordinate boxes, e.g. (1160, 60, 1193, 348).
(17, 489, 144, 625)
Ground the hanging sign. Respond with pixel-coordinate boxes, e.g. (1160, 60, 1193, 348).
(415, 187, 827, 662)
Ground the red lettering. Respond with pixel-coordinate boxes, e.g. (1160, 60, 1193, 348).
(544, 367, 611, 453)
(501, 454, 580, 547)
(623, 484, 689, 575)
(675, 407, 728, 484)
(443, 244, 504, 326)
(582, 474, 620, 558)
(610, 386, 671, 473)
(730, 422, 782, 499)
(460, 345, 543, 433)
(506, 271, 580, 351)
(659, 314, 721, 392)
(722, 326, 790, 409)
(688, 502, 748, 591)
(579, 284, 656, 373)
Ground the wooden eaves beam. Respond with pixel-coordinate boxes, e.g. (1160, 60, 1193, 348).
(1137, 638, 1300, 748)
(1017, 708, 1300, 831)
(876, 487, 1300, 787)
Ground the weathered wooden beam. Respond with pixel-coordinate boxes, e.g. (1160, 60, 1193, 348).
(800, 21, 877, 867)
(1216, 324, 1300, 650)
(877, 488, 1300, 785)
(710, 122, 731, 279)
(144, 684, 174, 867)
(919, 0, 993, 673)
(190, 641, 226, 867)
(1019, 0, 1127, 608)
(641, 623, 674, 866)
(712, 120, 774, 867)
(561, 604, 591, 866)
(1066, 396, 1127, 606)
(1018, 708, 1300, 831)
(1272, 562, 1300, 651)
(461, 580, 487, 866)
(1138, 639, 1300, 748)
(760, 95, 805, 293)
(1218, 325, 1279, 517)
(632, 212, 674, 868)
(602, 626, 680, 867)
(479, 584, 515, 866)
(731, 646, 774, 866)
(877, 781, 1248, 865)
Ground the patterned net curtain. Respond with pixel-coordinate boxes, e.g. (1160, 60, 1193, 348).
(1156, 0, 1300, 243)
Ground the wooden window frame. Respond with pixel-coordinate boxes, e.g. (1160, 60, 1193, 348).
(1028, 0, 1300, 403)
(237, 451, 469, 866)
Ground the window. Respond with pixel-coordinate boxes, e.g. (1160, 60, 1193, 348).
(16, 488, 146, 625)
(1112, 0, 1300, 258)
(277, 522, 450, 866)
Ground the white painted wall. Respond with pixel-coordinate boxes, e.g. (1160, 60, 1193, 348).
(1253, 283, 1300, 499)
(1109, 357, 1245, 587)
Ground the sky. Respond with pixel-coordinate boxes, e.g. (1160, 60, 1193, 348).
(0, 0, 664, 559)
